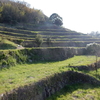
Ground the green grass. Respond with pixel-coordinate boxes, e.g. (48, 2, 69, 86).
(46, 69, 100, 100)
(46, 57, 100, 100)
(0, 55, 100, 94)
(0, 25, 100, 48)
(0, 39, 17, 49)
(83, 68, 100, 80)
(46, 83, 100, 100)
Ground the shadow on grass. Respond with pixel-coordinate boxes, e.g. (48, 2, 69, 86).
(80, 69, 100, 80)
(95, 74, 100, 79)
(69, 65, 100, 80)
(92, 73, 100, 80)
(27, 60, 59, 65)
(0, 60, 58, 71)
(46, 83, 100, 100)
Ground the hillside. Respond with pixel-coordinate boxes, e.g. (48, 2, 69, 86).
(0, 1, 100, 100)
(0, 0, 100, 48)
(0, 55, 100, 100)
(0, 23, 100, 48)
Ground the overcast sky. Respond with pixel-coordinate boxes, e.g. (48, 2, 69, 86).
(20, 0, 100, 33)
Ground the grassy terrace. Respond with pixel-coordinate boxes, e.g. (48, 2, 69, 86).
(47, 68, 100, 100)
(0, 25, 100, 48)
(0, 26, 93, 39)
(0, 33, 98, 43)
(51, 41, 100, 43)
(0, 55, 100, 94)
(47, 82, 100, 100)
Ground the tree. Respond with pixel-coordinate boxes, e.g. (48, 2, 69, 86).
(86, 42, 100, 55)
(49, 13, 63, 26)
(46, 37, 52, 46)
(0, 0, 47, 25)
(86, 42, 100, 72)
(35, 34, 43, 47)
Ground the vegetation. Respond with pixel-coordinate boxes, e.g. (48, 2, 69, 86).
(0, 55, 100, 94)
(46, 83, 100, 100)
(49, 13, 63, 26)
(46, 67, 100, 100)
(0, 25, 99, 48)
(86, 42, 100, 72)
(0, 47, 83, 69)
(0, 0, 99, 48)
(88, 31, 100, 37)
(0, 1, 100, 100)
(86, 42, 100, 55)
(0, 39, 17, 49)
(0, 0, 48, 25)
(46, 37, 52, 46)
(35, 34, 43, 47)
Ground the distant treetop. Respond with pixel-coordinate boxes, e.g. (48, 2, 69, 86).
(49, 13, 63, 26)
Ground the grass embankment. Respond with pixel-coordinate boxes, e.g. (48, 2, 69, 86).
(46, 58, 100, 100)
(46, 83, 100, 100)
(0, 39, 17, 49)
(0, 56, 100, 94)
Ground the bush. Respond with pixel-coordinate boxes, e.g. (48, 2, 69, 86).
(86, 42, 100, 55)
(35, 34, 43, 47)
(46, 37, 52, 46)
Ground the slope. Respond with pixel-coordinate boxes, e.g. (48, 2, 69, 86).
(0, 23, 100, 48)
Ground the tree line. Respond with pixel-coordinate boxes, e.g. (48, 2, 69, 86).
(0, 0, 48, 24)
(0, 0, 64, 27)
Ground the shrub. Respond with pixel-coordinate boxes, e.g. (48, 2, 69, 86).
(46, 37, 52, 46)
(35, 34, 43, 47)
(86, 42, 100, 55)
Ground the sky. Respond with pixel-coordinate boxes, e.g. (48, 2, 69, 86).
(19, 0, 100, 34)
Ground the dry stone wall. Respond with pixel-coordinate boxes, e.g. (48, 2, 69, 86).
(0, 48, 85, 69)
